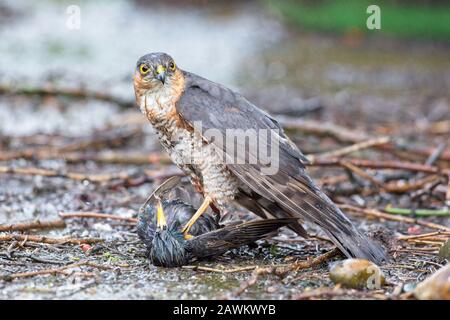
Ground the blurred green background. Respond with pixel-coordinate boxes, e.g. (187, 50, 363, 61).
(267, 0, 450, 40)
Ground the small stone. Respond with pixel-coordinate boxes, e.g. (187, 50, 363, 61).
(413, 264, 450, 300)
(266, 286, 277, 293)
(403, 282, 416, 293)
(438, 239, 450, 260)
(407, 226, 422, 234)
(80, 244, 92, 253)
(329, 258, 385, 289)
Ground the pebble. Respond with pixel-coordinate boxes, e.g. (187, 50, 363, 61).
(413, 264, 450, 300)
(329, 258, 385, 289)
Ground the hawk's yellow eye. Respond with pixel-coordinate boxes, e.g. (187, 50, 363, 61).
(169, 61, 176, 71)
(139, 64, 150, 75)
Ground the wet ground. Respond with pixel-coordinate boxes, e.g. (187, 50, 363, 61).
(0, 1, 449, 299)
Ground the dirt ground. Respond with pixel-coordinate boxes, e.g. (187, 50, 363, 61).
(0, 1, 449, 300)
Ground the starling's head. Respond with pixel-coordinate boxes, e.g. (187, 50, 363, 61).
(149, 201, 190, 267)
(134, 52, 178, 88)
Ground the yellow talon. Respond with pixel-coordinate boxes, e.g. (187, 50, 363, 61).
(181, 197, 213, 235)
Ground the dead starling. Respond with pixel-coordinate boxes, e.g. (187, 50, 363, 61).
(137, 177, 296, 267)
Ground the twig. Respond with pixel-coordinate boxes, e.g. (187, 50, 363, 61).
(383, 175, 441, 193)
(181, 265, 257, 273)
(0, 234, 104, 245)
(228, 248, 340, 298)
(0, 165, 184, 188)
(0, 165, 138, 183)
(309, 158, 448, 175)
(0, 219, 66, 232)
(0, 83, 134, 109)
(0, 260, 112, 281)
(308, 137, 390, 161)
(340, 162, 383, 189)
(280, 118, 369, 143)
(398, 231, 450, 241)
(291, 287, 386, 300)
(288, 247, 340, 272)
(339, 204, 450, 232)
(59, 212, 138, 223)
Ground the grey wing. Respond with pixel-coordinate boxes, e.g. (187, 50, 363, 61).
(188, 218, 296, 259)
(176, 72, 387, 263)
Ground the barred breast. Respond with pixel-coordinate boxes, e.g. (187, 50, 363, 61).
(143, 93, 240, 207)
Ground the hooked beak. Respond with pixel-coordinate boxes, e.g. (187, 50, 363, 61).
(156, 200, 167, 229)
(155, 65, 166, 84)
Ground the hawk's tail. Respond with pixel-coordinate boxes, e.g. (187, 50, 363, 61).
(234, 166, 388, 264)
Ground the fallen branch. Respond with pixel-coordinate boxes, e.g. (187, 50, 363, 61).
(0, 234, 104, 245)
(0, 83, 134, 109)
(309, 158, 449, 175)
(229, 248, 340, 298)
(182, 265, 257, 273)
(281, 118, 369, 143)
(308, 137, 390, 161)
(339, 204, 450, 232)
(383, 175, 441, 194)
(0, 219, 66, 232)
(60, 212, 138, 223)
(0, 260, 112, 281)
(398, 231, 450, 241)
(0, 165, 137, 183)
(291, 287, 387, 300)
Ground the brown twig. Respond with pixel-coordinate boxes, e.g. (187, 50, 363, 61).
(0, 125, 142, 162)
(182, 265, 257, 273)
(398, 231, 450, 241)
(0, 219, 66, 232)
(229, 248, 340, 298)
(383, 175, 442, 193)
(0, 260, 113, 281)
(281, 118, 369, 143)
(339, 204, 450, 231)
(291, 287, 387, 300)
(309, 158, 448, 175)
(59, 212, 138, 223)
(308, 137, 390, 161)
(0, 165, 137, 183)
(0, 234, 104, 245)
(0, 83, 134, 109)
(340, 162, 383, 189)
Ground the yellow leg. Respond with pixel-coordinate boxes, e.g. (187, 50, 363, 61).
(181, 197, 212, 235)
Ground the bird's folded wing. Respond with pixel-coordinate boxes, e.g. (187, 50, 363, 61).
(188, 218, 297, 258)
(176, 72, 387, 263)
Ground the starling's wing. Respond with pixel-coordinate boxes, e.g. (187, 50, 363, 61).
(188, 218, 296, 258)
(176, 71, 387, 263)
(141, 176, 182, 208)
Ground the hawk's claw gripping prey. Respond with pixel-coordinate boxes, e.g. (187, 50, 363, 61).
(133, 52, 387, 264)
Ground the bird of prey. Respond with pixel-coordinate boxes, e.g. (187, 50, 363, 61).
(137, 176, 295, 267)
(133, 52, 387, 264)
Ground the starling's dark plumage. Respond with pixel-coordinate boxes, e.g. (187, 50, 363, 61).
(134, 53, 387, 264)
(138, 177, 295, 267)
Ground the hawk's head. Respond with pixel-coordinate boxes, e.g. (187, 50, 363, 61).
(134, 52, 178, 89)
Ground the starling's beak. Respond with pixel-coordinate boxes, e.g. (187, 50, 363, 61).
(156, 200, 167, 229)
(155, 65, 166, 84)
